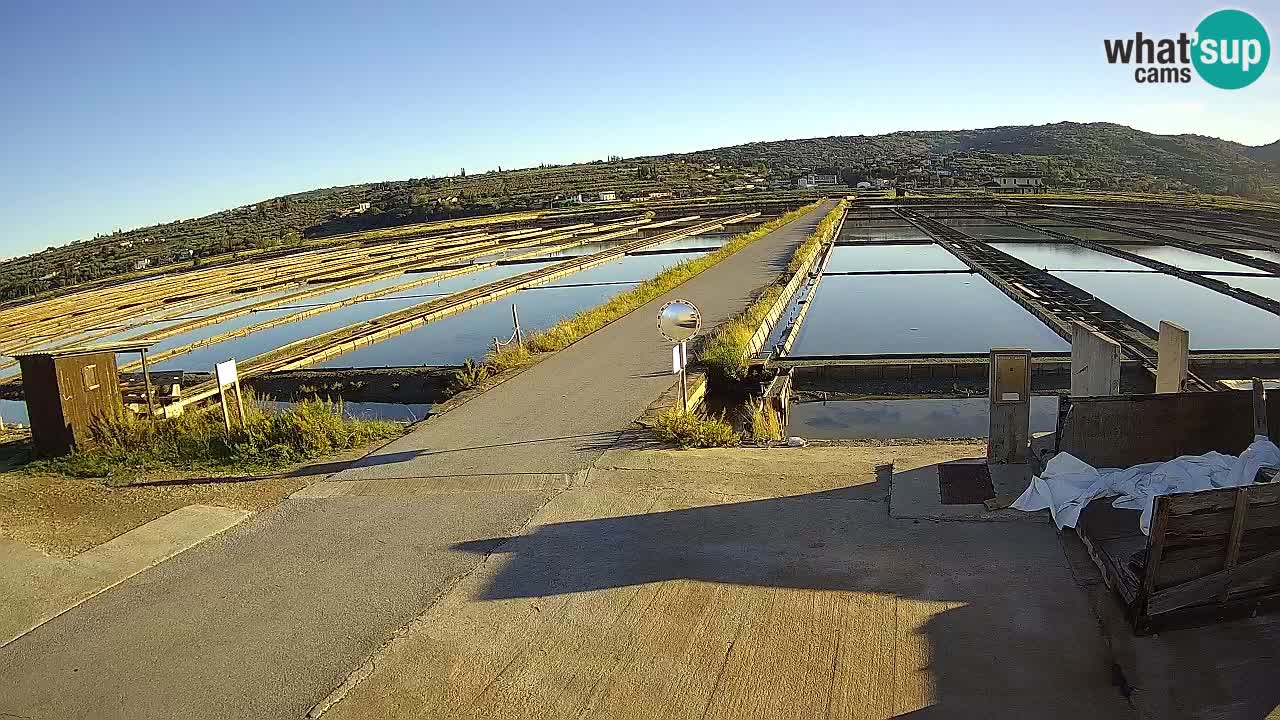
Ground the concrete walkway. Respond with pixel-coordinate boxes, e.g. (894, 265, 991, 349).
(0, 202, 834, 720)
(329, 200, 834, 479)
(0, 505, 250, 647)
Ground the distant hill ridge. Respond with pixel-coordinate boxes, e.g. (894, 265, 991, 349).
(3, 121, 1277, 301)
(677, 122, 1278, 193)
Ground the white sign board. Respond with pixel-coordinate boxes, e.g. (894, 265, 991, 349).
(671, 342, 688, 374)
(215, 359, 238, 389)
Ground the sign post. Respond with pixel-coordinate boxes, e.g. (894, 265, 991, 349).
(214, 359, 243, 432)
(657, 300, 701, 412)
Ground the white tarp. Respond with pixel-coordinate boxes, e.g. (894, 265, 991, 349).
(1012, 436, 1280, 534)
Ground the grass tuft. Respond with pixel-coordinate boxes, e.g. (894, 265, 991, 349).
(699, 286, 784, 381)
(749, 403, 783, 444)
(652, 408, 740, 448)
(28, 393, 402, 479)
(450, 358, 492, 392)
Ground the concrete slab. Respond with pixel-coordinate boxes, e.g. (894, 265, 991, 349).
(293, 473, 578, 499)
(592, 445, 929, 500)
(890, 461, 1039, 522)
(1061, 530, 1280, 719)
(0, 492, 555, 720)
(317, 448, 1130, 720)
(0, 504, 251, 647)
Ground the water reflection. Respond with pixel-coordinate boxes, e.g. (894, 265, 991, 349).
(1237, 248, 1280, 265)
(1052, 271, 1280, 350)
(825, 244, 966, 273)
(792, 273, 1069, 355)
(988, 243, 1147, 271)
(788, 396, 1059, 440)
(0, 398, 28, 427)
(1116, 244, 1264, 274)
(1206, 274, 1280, 303)
(319, 252, 707, 368)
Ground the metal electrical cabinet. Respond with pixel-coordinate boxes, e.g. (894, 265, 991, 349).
(988, 348, 1032, 464)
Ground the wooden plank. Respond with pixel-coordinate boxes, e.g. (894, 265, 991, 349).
(1147, 547, 1280, 616)
(1138, 498, 1172, 620)
(1148, 485, 1280, 591)
(1078, 529, 1143, 605)
(1164, 481, 1280, 515)
(1219, 488, 1251, 602)
(1157, 527, 1280, 588)
(1159, 499, 1280, 541)
(1059, 391, 1256, 468)
(1254, 378, 1269, 436)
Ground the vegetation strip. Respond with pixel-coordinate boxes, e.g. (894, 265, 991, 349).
(651, 407, 739, 448)
(699, 200, 848, 381)
(24, 394, 401, 480)
(466, 204, 822, 382)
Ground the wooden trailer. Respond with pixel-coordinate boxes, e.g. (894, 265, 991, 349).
(1059, 387, 1280, 634)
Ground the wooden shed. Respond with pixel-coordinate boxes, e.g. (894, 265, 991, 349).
(12, 341, 157, 456)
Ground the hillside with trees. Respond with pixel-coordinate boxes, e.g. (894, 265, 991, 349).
(4, 122, 1277, 302)
(682, 122, 1280, 198)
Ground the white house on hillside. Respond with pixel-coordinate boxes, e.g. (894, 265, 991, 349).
(984, 177, 1045, 194)
(795, 173, 840, 189)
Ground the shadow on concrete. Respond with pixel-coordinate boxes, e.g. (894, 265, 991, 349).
(112, 454, 379, 488)
(451, 485, 1133, 718)
(116, 474, 279, 488)
(355, 432, 622, 466)
(453, 487, 881, 599)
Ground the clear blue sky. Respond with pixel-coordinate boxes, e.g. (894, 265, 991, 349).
(2, 0, 1276, 257)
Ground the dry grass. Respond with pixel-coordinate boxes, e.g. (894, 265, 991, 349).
(652, 408, 740, 448)
(749, 403, 783, 443)
(26, 394, 402, 481)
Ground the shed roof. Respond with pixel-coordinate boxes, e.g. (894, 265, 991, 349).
(10, 340, 157, 360)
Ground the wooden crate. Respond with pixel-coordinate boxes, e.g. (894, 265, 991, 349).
(1077, 481, 1280, 634)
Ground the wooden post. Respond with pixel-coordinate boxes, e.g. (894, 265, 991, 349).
(1138, 498, 1172, 626)
(678, 341, 688, 412)
(218, 386, 232, 433)
(139, 349, 157, 417)
(1219, 488, 1250, 603)
(233, 378, 245, 425)
(512, 304, 523, 345)
(1252, 378, 1268, 437)
(1155, 321, 1190, 394)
